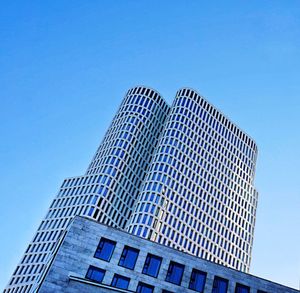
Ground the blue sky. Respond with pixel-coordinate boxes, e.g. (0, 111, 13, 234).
(0, 0, 299, 290)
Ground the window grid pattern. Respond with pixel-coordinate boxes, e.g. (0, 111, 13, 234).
(128, 88, 258, 273)
(5, 86, 258, 292)
(4, 86, 170, 293)
(4, 174, 98, 293)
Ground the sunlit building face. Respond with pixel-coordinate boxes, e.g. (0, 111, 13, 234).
(5, 86, 258, 293)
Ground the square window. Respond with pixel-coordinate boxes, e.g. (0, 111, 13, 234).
(94, 237, 116, 261)
(136, 282, 154, 293)
(142, 254, 162, 278)
(235, 283, 250, 293)
(111, 274, 130, 290)
(189, 269, 206, 292)
(212, 276, 228, 293)
(85, 265, 105, 283)
(165, 261, 184, 285)
(118, 245, 139, 270)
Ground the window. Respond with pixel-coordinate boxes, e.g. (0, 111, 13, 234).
(111, 274, 130, 290)
(94, 238, 116, 261)
(257, 291, 267, 293)
(118, 246, 139, 269)
(189, 269, 206, 292)
(235, 283, 250, 293)
(142, 254, 162, 278)
(136, 282, 154, 293)
(85, 266, 105, 283)
(162, 290, 174, 293)
(212, 276, 228, 293)
(165, 261, 184, 285)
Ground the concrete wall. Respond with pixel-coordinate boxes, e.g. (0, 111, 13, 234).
(38, 216, 299, 293)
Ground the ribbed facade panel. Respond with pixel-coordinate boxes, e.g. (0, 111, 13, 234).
(5, 86, 258, 292)
(5, 86, 169, 293)
(85, 86, 170, 228)
(127, 88, 258, 273)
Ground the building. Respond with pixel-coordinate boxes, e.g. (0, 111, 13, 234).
(36, 216, 299, 293)
(127, 88, 258, 273)
(5, 86, 258, 292)
(5, 86, 169, 292)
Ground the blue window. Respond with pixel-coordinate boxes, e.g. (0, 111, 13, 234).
(136, 282, 154, 293)
(235, 283, 250, 293)
(88, 207, 94, 216)
(212, 276, 228, 293)
(165, 261, 184, 285)
(85, 265, 105, 283)
(189, 269, 206, 292)
(142, 254, 162, 278)
(118, 246, 139, 269)
(94, 238, 116, 261)
(98, 186, 108, 196)
(111, 274, 130, 289)
(162, 290, 174, 293)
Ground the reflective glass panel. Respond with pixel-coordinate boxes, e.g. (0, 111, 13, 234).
(119, 246, 139, 269)
(165, 261, 185, 285)
(85, 266, 105, 283)
(142, 254, 162, 278)
(136, 282, 154, 293)
(94, 238, 116, 261)
(189, 269, 206, 292)
(235, 283, 250, 293)
(111, 274, 130, 289)
(212, 276, 228, 293)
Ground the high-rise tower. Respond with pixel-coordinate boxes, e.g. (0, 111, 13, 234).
(127, 88, 258, 273)
(5, 86, 258, 293)
(5, 86, 169, 293)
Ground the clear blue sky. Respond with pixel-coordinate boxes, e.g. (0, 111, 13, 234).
(0, 1, 299, 290)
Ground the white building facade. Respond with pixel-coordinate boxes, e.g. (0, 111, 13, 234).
(5, 86, 169, 293)
(37, 216, 298, 293)
(127, 88, 258, 273)
(5, 86, 258, 292)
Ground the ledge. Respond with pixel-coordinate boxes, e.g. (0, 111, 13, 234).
(68, 273, 134, 292)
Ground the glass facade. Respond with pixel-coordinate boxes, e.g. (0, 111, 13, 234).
(118, 246, 139, 269)
(165, 261, 185, 285)
(128, 88, 258, 273)
(111, 274, 130, 289)
(136, 282, 154, 293)
(142, 254, 162, 278)
(235, 283, 250, 293)
(5, 86, 170, 292)
(94, 238, 116, 261)
(5, 86, 258, 292)
(189, 269, 206, 292)
(85, 266, 105, 283)
(212, 276, 228, 293)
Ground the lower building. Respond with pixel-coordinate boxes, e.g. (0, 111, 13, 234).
(5, 86, 259, 292)
(34, 216, 298, 293)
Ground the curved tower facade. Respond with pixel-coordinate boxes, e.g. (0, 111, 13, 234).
(85, 86, 170, 227)
(5, 86, 258, 293)
(5, 86, 170, 293)
(127, 88, 258, 273)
